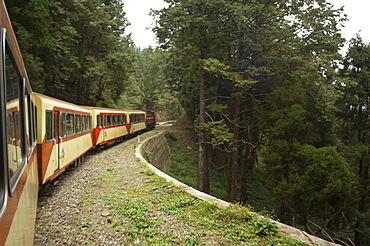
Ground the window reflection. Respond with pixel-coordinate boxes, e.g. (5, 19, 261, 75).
(5, 44, 22, 181)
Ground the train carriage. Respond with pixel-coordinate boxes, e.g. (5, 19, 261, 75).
(127, 110, 147, 134)
(0, 1, 39, 244)
(89, 107, 130, 146)
(34, 93, 93, 184)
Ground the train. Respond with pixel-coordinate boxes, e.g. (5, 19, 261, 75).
(0, 2, 156, 245)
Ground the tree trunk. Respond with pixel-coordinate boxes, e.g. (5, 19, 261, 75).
(197, 68, 209, 193)
(240, 93, 259, 204)
(227, 96, 241, 202)
(354, 156, 369, 246)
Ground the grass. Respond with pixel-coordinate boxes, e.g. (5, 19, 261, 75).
(106, 176, 305, 245)
(85, 159, 307, 244)
(75, 135, 308, 245)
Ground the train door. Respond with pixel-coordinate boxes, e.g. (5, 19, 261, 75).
(54, 111, 61, 171)
(102, 114, 107, 142)
(49, 110, 61, 172)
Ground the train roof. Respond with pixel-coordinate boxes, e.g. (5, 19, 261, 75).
(125, 110, 146, 114)
(33, 93, 91, 113)
(86, 107, 145, 114)
(85, 106, 128, 114)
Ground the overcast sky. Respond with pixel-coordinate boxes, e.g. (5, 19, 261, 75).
(124, 0, 370, 50)
(124, 0, 168, 48)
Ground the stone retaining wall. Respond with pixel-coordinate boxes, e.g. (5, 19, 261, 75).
(140, 132, 171, 173)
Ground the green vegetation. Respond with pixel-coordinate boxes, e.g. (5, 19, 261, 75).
(93, 157, 308, 245)
(166, 131, 277, 215)
(121, 48, 181, 117)
(6, 0, 370, 244)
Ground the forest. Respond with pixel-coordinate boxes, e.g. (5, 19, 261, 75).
(5, 0, 370, 245)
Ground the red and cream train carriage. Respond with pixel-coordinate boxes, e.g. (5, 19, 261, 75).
(33, 93, 93, 184)
(126, 110, 147, 134)
(89, 107, 129, 146)
(89, 107, 147, 146)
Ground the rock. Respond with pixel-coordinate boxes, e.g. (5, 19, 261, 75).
(101, 211, 110, 217)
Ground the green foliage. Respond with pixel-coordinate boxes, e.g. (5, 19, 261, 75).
(337, 34, 370, 245)
(121, 48, 181, 117)
(202, 58, 256, 88)
(269, 145, 353, 224)
(166, 133, 199, 188)
(6, 0, 133, 106)
(197, 120, 234, 150)
(254, 219, 278, 237)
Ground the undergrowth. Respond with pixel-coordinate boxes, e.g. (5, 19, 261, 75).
(166, 131, 278, 215)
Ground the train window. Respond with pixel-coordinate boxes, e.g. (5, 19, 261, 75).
(83, 115, 89, 132)
(114, 115, 118, 125)
(85, 115, 88, 131)
(75, 114, 81, 133)
(65, 113, 74, 136)
(109, 115, 113, 126)
(108, 115, 112, 126)
(5, 48, 23, 182)
(27, 95, 35, 148)
(24, 93, 31, 155)
(33, 102, 37, 144)
(97, 115, 101, 128)
(85, 115, 89, 131)
(60, 112, 66, 138)
(88, 115, 92, 130)
(81, 115, 85, 132)
(104, 115, 107, 127)
(3, 33, 29, 195)
(86, 116, 90, 130)
(45, 110, 53, 141)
